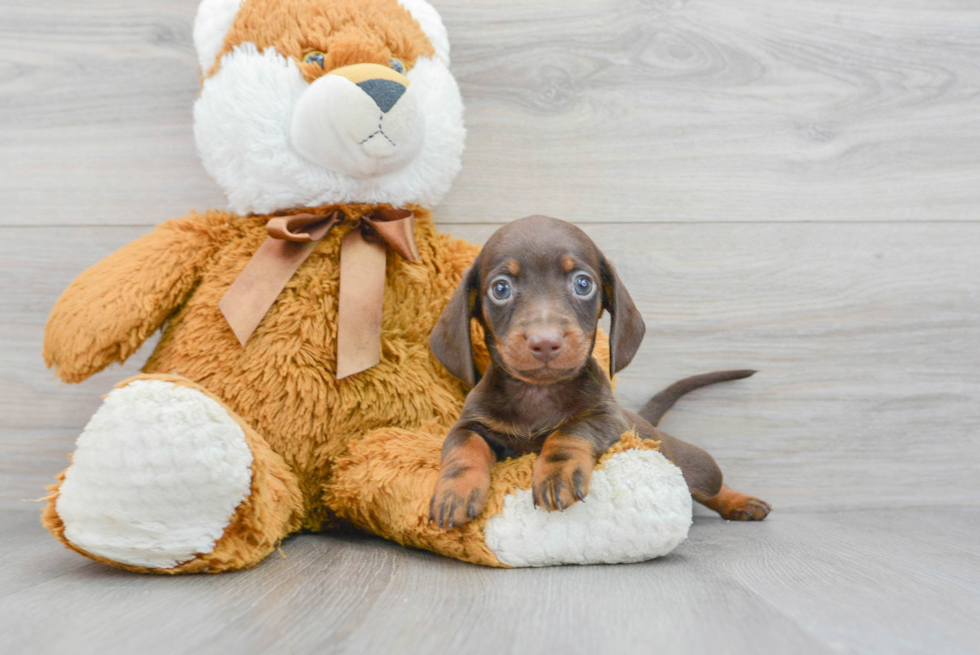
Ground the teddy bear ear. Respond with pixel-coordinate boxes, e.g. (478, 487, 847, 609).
(397, 0, 451, 65)
(193, 0, 245, 75)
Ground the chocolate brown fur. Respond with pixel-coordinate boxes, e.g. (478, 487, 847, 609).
(429, 215, 771, 528)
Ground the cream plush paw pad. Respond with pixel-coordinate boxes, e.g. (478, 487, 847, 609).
(56, 380, 253, 569)
(484, 449, 692, 567)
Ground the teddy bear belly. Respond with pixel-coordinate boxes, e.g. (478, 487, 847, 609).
(142, 299, 466, 525)
(132, 219, 475, 525)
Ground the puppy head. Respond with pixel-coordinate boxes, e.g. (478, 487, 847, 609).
(193, 0, 464, 214)
(431, 216, 646, 386)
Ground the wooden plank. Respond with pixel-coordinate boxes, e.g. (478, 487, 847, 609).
(2, 222, 979, 511)
(1, 508, 977, 655)
(2, 0, 979, 226)
(442, 0, 980, 225)
(0, 0, 226, 226)
(0, 511, 84, 598)
(699, 509, 980, 655)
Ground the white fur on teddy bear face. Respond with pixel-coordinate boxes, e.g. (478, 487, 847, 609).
(192, 0, 463, 215)
(289, 71, 426, 179)
(484, 449, 693, 567)
(194, 47, 464, 215)
(56, 380, 254, 570)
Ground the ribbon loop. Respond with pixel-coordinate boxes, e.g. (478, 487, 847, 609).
(266, 211, 341, 242)
(362, 210, 420, 263)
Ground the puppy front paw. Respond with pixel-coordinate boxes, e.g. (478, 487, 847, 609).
(532, 455, 593, 511)
(428, 473, 489, 530)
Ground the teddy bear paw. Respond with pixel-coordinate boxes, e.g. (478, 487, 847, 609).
(55, 379, 254, 569)
(483, 448, 692, 567)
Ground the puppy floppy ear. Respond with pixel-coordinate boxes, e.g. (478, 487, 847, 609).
(599, 253, 646, 377)
(430, 257, 482, 387)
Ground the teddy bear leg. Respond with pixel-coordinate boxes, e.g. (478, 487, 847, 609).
(325, 426, 693, 568)
(42, 374, 303, 574)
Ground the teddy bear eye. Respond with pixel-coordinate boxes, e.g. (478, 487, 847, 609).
(303, 51, 325, 68)
(390, 58, 406, 74)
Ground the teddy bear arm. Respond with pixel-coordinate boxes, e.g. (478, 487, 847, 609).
(43, 215, 223, 383)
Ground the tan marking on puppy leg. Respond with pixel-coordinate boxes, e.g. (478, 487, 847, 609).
(701, 484, 772, 521)
(532, 433, 596, 511)
(429, 431, 494, 529)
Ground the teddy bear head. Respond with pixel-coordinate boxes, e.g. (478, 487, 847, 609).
(192, 0, 465, 215)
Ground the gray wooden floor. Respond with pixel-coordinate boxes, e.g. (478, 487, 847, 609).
(2, 507, 978, 655)
(1, 0, 979, 653)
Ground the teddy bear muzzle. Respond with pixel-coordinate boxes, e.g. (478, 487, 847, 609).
(290, 62, 426, 179)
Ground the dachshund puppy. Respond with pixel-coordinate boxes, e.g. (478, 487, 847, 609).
(429, 215, 771, 529)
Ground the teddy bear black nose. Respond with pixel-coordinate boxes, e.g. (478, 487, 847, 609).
(356, 79, 406, 113)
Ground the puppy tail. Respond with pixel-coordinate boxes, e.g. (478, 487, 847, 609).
(638, 370, 756, 427)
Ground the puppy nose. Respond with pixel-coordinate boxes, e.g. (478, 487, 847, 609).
(527, 331, 564, 363)
(357, 79, 406, 113)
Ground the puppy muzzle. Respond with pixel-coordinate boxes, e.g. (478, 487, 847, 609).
(500, 327, 594, 384)
(289, 63, 426, 179)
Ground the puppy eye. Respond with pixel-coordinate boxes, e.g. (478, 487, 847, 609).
(303, 51, 326, 68)
(489, 279, 513, 303)
(390, 58, 406, 74)
(572, 274, 595, 297)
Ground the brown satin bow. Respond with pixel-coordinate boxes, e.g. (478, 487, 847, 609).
(218, 206, 419, 379)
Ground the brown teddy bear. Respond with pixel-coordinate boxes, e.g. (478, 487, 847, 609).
(39, 0, 694, 572)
